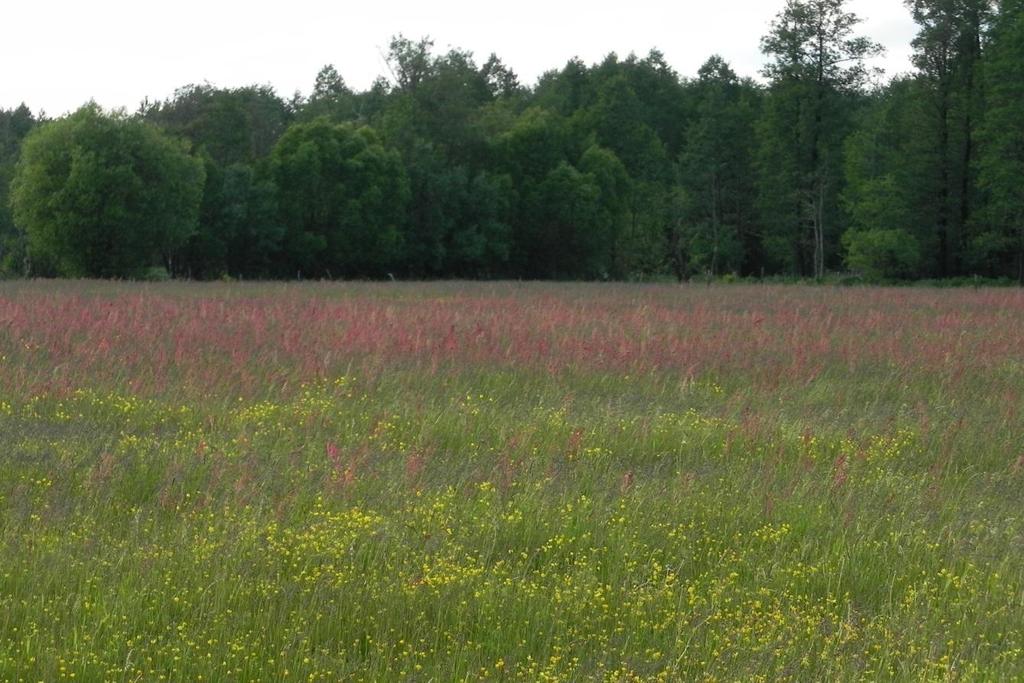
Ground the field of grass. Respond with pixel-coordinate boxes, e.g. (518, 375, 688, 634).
(1, 281, 1023, 681)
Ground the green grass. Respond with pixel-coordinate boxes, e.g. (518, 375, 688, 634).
(1, 282, 1023, 681)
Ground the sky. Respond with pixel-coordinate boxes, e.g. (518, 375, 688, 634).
(1, 0, 919, 116)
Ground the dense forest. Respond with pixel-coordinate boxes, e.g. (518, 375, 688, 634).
(1, 0, 1022, 282)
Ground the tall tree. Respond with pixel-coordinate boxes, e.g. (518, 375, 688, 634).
(182, 161, 282, 279)
(840, 79, 937, 278)
(577, 144, 631, 277)
(301, 65, 356, 122)
(0, 104, 38, 275)
(679, 57, 761, 277)
(905, 0, 993, 275)
(584, 73, 672, 275)
(146, 84, 291, 165)
(269, 119, 409, 278)
(375, 36, 519, 276)
(386, 35, 435, 95)
(976, 0, 1024, 281)
(759, 0, 883, 278)
(532, 58, 594, 117)
(11, 104, 205, 278)
(499, 107, 579, 276)
(145, 84, 291, 277)
(480, 54, 522, 99)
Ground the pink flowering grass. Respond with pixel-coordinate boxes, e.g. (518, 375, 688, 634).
(1, 281, 1021, 399)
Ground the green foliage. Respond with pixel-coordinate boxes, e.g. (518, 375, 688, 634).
(585, 73, 671, 184)
(904, 0, 992, 277)
(513, 162, 597, 278)
(141, 85, 292, 279)
(577, 72, 674, 278)
(181, 160, 282, 279)
(758, 0, 882, 279)
(398, 140, 513, 277)
(447, 171, 514, 276)
(497, 105, 634, 278)
(578, 144, 630, 267)
(270, 119, 409, 278)
(0, 104, 37, 276)
(0, 6, 1022, 284)
(976, 0, 1024, 281)
(300, 65, 356, 122)
(11, 104, 204, 278)
(841, 79, 944, 276)
(841, 82, 933, 283)
(843, 228, 922, 279)
(678, 57, 761, 277)
(145, 84, 291, 165)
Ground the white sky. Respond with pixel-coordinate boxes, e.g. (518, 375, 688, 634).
(1, 0, 918, 116)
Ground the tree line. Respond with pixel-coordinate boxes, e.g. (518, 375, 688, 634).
(1, 0, 1022, 282)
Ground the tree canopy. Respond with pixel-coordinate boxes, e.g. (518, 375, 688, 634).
(3, 0, 1022, 283)
(11, 104, 205, 278)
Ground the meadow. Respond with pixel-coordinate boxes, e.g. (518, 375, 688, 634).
(1, 281, 1023, 682)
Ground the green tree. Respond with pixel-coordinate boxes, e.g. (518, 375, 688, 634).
(0, 104, 38, 275)
(520, 162, 601, 278)
(374, 35, 521, 278)
(387, 35, 435, 95)
(591, 51, 691, 157)
(398, 140, 513, 277)
(679, 57, 761, 277)
(300, 65, 357, 122)
(532, 58, 594, 117)
(146, 84, 291, 165)
(975, 0, 1024, 281)
(445, 171, 514, 277)
(145, 84, 292, 277)
(584, 74, 672, 276)
(578, 144, 631, 276)
(381, 38, 497, 164)
(905, 0, 993, 276)
(11, 104, 205, 278)
(843, 228, 922, 279)
(182, 160, 282, 278)
(270, 119, 409, 278)
(759, 0, 883, 278)
(499, 107, 585, 276)
(480, 54, 522, 99)
(840, 78, 945, 277)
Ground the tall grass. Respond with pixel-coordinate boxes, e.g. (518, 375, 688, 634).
(1, 282, 1022, 681)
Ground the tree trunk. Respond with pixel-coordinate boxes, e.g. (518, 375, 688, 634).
(1018, 224, 1024, 286)
(710, 171, 721, 277)
(810, 45, 826, 280)
(669, 216, 686, 283)
(958, 10, 982, 272)
(937, 89, 951, 278)
(814, 181, 826, 280)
